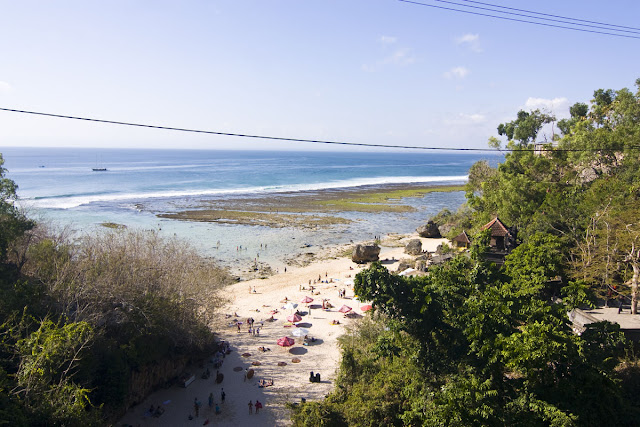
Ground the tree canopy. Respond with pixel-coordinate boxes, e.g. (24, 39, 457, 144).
(292, 79, 640, 426)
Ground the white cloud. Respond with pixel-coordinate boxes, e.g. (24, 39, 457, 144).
(383, 48, 416, 66)
(455, 33, 482, 52)
(456, 33, 479, 44)
(363, 42, 416, 71)
(0, 81, 12, 93)
(444, 112, 487, 126)
(379, 35, 397, 45)
(523, 97, 570, 114)
(462, 113, 486, 124)
(443, 66, 470, 79)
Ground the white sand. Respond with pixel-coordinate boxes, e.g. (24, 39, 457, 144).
(119, 235, 448, 427)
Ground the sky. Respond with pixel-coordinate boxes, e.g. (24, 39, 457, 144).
(0, 0, 638, 151)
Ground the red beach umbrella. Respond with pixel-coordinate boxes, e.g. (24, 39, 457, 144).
(286, 313, 302, 323)
(360, 304, 373, 312)
(300, 296, 314, 304)
(277, 337, 295, 347)
(338, 305, 352, 313)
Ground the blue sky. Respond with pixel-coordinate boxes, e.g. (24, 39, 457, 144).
(0, 0, 638, 151)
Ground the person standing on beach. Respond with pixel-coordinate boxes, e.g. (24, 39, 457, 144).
(221, 389, 226, 403)
(248, 400, 253, 414)
(194, 397, 201, 417)
(255, 400, 262, 414)
(208, 393, 214, 409)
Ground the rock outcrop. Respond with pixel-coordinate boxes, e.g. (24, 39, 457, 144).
(396, 259, 414, 272)
(404, 239, 423, 255)
(351, 244, 380, 264)
(417, 221, 441, 238)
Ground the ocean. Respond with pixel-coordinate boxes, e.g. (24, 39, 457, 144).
(1, 147, 502, 273)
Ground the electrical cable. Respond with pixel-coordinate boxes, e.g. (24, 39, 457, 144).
(458, 0, 640, 32)
(1, 107, 638, 153)
(430, 0, 640, 35)
(398, 0, 640, 40)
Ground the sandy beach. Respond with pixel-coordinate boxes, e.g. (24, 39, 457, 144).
(119, 235, 448, 427)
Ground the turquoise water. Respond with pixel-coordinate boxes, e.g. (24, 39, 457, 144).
(2, 147, 502, 272)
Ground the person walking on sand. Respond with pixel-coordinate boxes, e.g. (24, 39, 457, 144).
(194, 397, 201, 417)
(208, 393, 214, 409)
(221, 389, 226, 403)
(255, 400, 263, 414)
(248, 400, 253, 414)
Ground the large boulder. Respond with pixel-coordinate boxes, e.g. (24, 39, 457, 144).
(351, 244, 380, 264)
(404, 239, 423, 255)
(417, 221, 441, 238)
(396, 259, 414, 272)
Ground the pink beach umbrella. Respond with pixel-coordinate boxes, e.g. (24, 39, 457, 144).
(338, 305, 352, 314)
(360, 304, 373, 312)
(286, 313, 302, 323)
(300, 296, 314, 304)
(277, 337, 295, 347)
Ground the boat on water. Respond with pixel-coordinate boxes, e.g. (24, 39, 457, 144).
(92, 155, 108, 171)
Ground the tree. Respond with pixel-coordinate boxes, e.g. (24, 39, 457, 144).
(0, 153, 34, 262)
(15, 318, 98, 424)
(558, 102, 589, 135)
(497, 109, 556, 146)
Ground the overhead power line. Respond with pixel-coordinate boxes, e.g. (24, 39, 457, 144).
(399, 0, 640, 40)
(458, 0, 640, 32)
(433, 0, 640, 35)
(0, 107, 638, 153)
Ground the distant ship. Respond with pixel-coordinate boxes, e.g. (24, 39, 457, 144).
(92, 155, 107, 171)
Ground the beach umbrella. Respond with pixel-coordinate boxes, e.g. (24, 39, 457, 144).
(291, 328, 309, 337)
(277, 337, 295, 347)
(287, 313, 302, 323)
(338, 305, 352, 313)
(284, 302, 298, 311)
(361, 304, 373, 312)
(300, 296, 314, 304)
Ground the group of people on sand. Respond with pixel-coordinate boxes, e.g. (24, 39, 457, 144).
(248, 400, 263, 414)
(190, 389, 225, 421)
(146, 404, 165, 418)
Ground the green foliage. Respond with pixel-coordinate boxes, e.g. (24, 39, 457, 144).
(504, 232, 565, 296)
(497, 109, 555, 145)
(561, 280, 595, 310)
(290, 401, 347, 426)
(14, 318, 98, 425)
(0, 154, 34, 262)
(429, 203, 474, 239)
(293, 79, 640, 426)
(305, 238, 634, 425)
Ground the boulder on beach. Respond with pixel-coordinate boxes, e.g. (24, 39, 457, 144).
(404, 239, 422, 255)
(351, 244, 380, 264)
(417, 221, 441, 238)
(396, 259, 414, 272)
